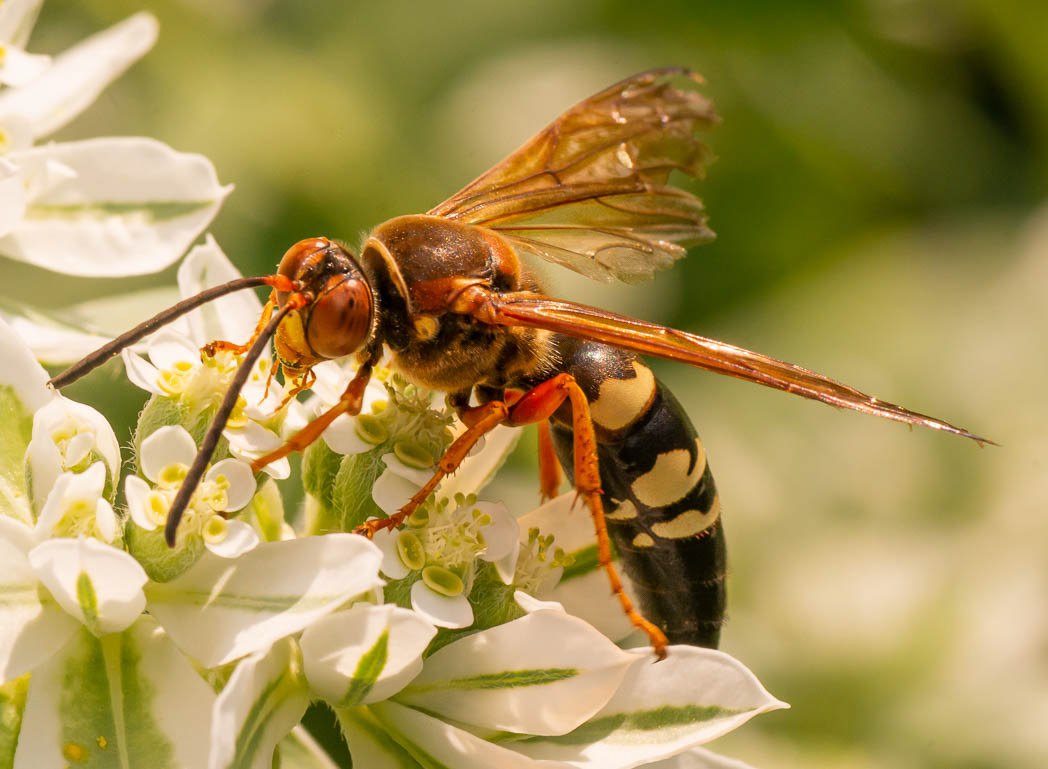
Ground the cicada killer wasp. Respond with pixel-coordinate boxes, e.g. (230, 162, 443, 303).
(51, 69, 988, 659)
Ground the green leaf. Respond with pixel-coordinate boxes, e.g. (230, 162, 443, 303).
(301, 440, 342, 533)
(333, 449, 388, 531)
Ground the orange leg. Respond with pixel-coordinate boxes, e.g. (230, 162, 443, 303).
(355, 400, 511, 537)
(536, 420, 563, 501)
(361, 373, 669, 658)
(203, 291, 278, 358)
(249, 363, 373, 472)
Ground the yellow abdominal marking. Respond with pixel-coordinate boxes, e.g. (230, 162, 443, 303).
(632, 532, 655, 547)
(650, 497, 721, 539)
(630, 438, 706, 507)
(605, 499, 638, 520)
(589, 362, 656, 431)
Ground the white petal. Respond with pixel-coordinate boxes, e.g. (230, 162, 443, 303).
(146, 328, 198, 370)
(372, 527, 410, 580)
(226, 422, 291, 479)
(397, 610, 633, 735)
(641, 747, 765, 769)
(0, 316, 52, 412)
(28, 537, 147, 635)
(0, 157, 26, 238)
(0, 13, 158, 139)
(0, 0, 43, 48)
(519, 492, 637, 642)
(409, 581, 474, 629)
(475, 501, 519, 562)
(94, 498, 117, 543)
(206, 458, 257, 511)
(120, 348, 163, 393)
(28, 396, 122, 496)
(372, 467, 420, 515)
(0, 310, 112, 366)
(379, 454, 434, 486)
(14, 617, 215, 769)
(145, 534, 383, 667)
(437, 424, 520, 501)
(369, 701, 549, 769)
(205, 519, 260, 558)
(335, 708, 424, 769)
(300, 604, 436, 706)
(279, 727, 342, 769)
(513, 590, 565, 614)
(178, 235, 262, 345)
(509, 646, 788, 768)
(493, 540, 520, 585)
(209, 639, 310, 769)
(124, 474, 157, 531)
(32, 470, 73, 540)
(321, 413, 373, 455)
(0, 516, 35, 554)
(0, 533, 79, 681)
(0, 137, 230, 276)
(64, 431, 93, 466)
(0, 46, 49, 87)
(309, 360, 351, 403)
(140, 425, 197, 482)
(33, 462, 107, 541)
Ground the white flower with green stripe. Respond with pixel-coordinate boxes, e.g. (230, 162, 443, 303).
(0, 6, 231, 364)
(301, 608, 785, 769)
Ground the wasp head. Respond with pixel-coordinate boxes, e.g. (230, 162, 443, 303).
(274, 238, 375, 376)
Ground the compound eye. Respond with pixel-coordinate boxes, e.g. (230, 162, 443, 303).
(307, 274, 374, 359)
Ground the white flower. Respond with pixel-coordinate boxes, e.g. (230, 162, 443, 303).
(26, 395, 121, 511)
(125, 424, 259, 557)
(122, 238, 297, 479)
(300, 603, 437, 707)
(311, 358, 391, 455)
(517, 491, 640, 642)
(34, 461, 118, 543)
(326, 609, 784, 769)
(0, 10, 231, 363)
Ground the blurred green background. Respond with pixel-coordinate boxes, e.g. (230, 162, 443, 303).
(25, 1, 1048, 767)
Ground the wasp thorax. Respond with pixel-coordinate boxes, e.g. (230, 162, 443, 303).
(274, 238, 375, 370)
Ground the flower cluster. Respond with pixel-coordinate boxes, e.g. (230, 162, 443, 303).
(0, 6, 786, 769)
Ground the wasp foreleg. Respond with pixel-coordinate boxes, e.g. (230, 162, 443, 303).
(202, 290, 278, 359)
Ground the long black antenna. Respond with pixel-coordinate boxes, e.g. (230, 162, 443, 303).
(49, 275, 292, 389)
(164, 296, 306, 546)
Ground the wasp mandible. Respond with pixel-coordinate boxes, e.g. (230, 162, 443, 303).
(51, 69, 988, 659)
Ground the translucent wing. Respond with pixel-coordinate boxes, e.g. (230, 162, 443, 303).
(429, 69, 717, 283)
(465, 288, 990, 444)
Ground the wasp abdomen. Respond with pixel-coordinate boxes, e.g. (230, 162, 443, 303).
(546, 336, 726, 648)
